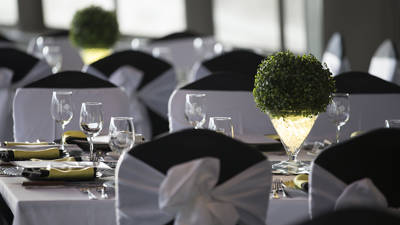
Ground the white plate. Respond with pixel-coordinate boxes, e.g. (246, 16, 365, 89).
(12, 161, 112, 170)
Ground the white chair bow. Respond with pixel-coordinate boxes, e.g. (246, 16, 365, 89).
(116, 154, 271, 225)
(310, 164, 397, 218)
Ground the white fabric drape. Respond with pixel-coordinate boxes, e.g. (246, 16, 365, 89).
(168, 89, 274, 135)
(322, 33, 351, 76)
(116, 153, 271, 225)
(13, 87, 130, 142)
(310, 163, 396, 219)
(0, 68, 13, 141)
(187, 62, 212, 83)
(368, 39, 400, 85)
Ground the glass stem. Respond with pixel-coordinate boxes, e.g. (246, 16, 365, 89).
(336, 124, 341, 144)
(88, 136, 95, 162)
(60, 123, 65, 150)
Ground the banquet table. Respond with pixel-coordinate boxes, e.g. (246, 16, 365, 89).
(0, 147, 315, 225)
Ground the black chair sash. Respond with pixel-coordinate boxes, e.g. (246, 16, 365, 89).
(314, 128, 400, 207)
(151, 31, 199, 43)
(297, 208, 400, 225)
(130, 129, 266, 185)
(25, 71, 116, 88)
(0, 48, 39, 83)
(202, 49, 264, 77)
(0, 194, 13, 225)
(89, 50, 173, 137)
(89, 50, 172, 90)
(182, 71, 254, 91)
(335, 71, 400, 93)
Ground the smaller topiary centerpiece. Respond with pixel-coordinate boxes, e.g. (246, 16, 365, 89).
(253, 51, 335, 173)
(70, 6, 119, 64)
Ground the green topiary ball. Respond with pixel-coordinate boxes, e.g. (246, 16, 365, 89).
(70, 6, 119, 49)
(253, 51, 336, 117)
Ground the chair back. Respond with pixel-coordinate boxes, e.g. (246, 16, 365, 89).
(368, 39, 399, 84)
(116, 129, 271, 225)
(169, 72, 274, 135)
(322, 32, 351, 76)
(308, 71, 400, 142)
(84, 50, 177, 139)
(189, 49, 264, 82)
(310, 128, 400, 218)
(13, 71, 130, 142)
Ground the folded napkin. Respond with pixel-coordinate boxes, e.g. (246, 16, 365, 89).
(63, 130, 87, 141)
(265, 134, 280, 141)
(0, 148, 61, 161)
(30, 156, 80, 162)
(294, 174, 309, 191)
(3, 141, 50, 146)
(22, 167, 96, 181)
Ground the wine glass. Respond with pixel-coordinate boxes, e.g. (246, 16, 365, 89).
(51, 91, 73, 151)
(208, 116, 234, 137)
(109, 117, 135, 155)
(385, 119, 400, 128)
(185, 93, 206, 129)
(80, 102, 104, 162)
(42, 45, 62, 73)
(326, 93, 350, 143)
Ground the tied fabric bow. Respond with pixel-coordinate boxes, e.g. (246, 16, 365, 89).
(116, 155, 271, 225)
(159, 158, 238, 225)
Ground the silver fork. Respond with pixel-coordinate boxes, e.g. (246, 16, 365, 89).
(271, 180, 280, 199)
(278, 179, 287, 198)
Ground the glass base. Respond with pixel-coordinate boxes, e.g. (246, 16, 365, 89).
(272, 160, 310, 175)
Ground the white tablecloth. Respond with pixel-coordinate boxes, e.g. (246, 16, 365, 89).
(0, 177, 116, 225)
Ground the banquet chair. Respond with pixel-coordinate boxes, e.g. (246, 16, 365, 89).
(322, 32, 351, 76)
(299, 208, 400, 225)
(307, 71, 400, 142)
(116, 128, 272, 225)
(368, 39, 400, 85)
(169, 72, 275, 135)
(27, 30, 84, 71)
(0, 48, 51, 141)
(148, 31, 212, 85)
(83, 50, 178, 139)
(188, 49, 265, 82)
(309, 128, 400, 219)
(13, 71, 130, 142)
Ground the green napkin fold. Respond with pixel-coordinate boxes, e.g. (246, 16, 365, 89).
(294, 174, 309, 191)
(22, 167, 96, 181)
(0, 148, 61, 161)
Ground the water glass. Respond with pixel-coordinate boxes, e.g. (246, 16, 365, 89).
(109, 117, 135, 154)
(326, 93, 350, 143)
(208, 117, 234, 137)
(385, 119, 400, 128)
(185, 93, 206, 129)
(51, 91, 73, 150)
(42, 45, 62, 73)
(80, 102, 104, 162)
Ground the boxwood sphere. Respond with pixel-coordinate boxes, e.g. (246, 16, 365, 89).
(253, 51, 336, 117)
(70, 6, 119, 49)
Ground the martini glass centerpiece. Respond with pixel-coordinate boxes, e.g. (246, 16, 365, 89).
(253, 51, 336, 174)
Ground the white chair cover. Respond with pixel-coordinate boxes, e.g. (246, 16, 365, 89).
(13, 87, 130, 142)
(307, 94, 400, 142)
(85, 65, 176, 140)
(310, 164, 396, 218)
(322, 33, 351, 76)
(116, 154, 271, 225)
(0, 68, 13, 141)
(168, 89, 274, 135)
(27, 36, 84, 71)
(11, 60, 52, 89)
(368, 39, 400, 84)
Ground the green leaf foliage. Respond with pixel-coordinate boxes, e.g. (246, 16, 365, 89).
(70, 6, 119, 49)
(253, 51, 336, 117)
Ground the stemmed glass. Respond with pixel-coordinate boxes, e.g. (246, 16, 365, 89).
(185, 93, 206, 129)
(42, 45, 62, 73)
(51, 91, 73, 151)
(326, 93, 350, 143)
(208, 116, 234, 137)
(108, 117, 135, 155)
(80, 102, 104, 162)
